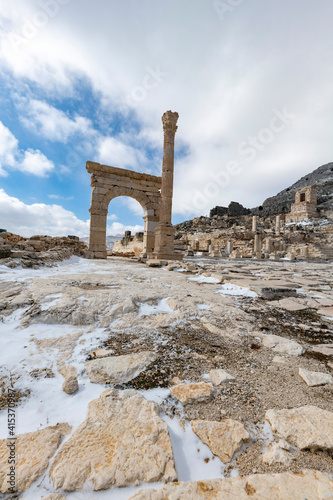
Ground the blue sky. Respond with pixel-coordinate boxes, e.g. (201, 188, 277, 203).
(0, 0, 332, 237)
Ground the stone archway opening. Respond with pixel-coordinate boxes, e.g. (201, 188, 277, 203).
(85, 162, 161, 259)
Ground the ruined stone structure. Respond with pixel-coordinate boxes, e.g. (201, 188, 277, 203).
(210, 202, 250, 218)
(86, 163, 161, 259)
(286, 186, 318, 223)
(153, 111, 181, 260)
(86, 110, 180, 260)
(112, 231, 144, 258)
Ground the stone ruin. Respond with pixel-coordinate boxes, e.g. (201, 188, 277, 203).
(285, 186, 318, 223)
(210, 201, 250, 218)
(86, 110, 181, 261)
(174, 183, 332, 261)
(111, 231, 144, 258)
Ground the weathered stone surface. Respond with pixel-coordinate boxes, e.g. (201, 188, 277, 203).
(262, 442, 292, 466)
(266, 405, 333, 451)
(311, 343, 333, 356)
(299, 367, 333, 387)
(253, 333, 304, 356)
(90, 348, 114, 358)
(129, 470, 333, 500)
(269, 298, 309, 311)
(252, 286, 297, 300)
(170, 382, 214, 406)
(209, 368, 235, 385)
(85, 351, 158, 384)
(49, 389, 176, 491)
(0, 424, 71, 494)
(42, 494, 66, 500)
(191, 419, 250, 463)
(318, 306, 333, 317)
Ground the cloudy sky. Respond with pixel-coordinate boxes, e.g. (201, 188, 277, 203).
(0, 0, 332, 237)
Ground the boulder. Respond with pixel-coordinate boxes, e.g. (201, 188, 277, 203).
(59, 365, 79, 394)
(170, 382, 214, 406)
(49, 389, 176, 491)
(265, 405, 333, 451)
(262, 442, 292, 466)
(191, 419, 250, 463)
(311, 344, 333, 356)
(251, 333, 304, 356)
(209, 369, 235, 385)
(129, 470, 333, 499)
(298, 367, 333, 387)
(318, 306, 333, 318)
(0, 424, 71, 494)
(42, 494, 66, 500)
(85, 351, 158, 384)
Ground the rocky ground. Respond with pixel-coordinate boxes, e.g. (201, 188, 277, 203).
(0, 255, 332, 499)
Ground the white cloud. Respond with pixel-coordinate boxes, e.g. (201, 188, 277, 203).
(19, 99, 94, 142)
(107, 222, 143, 236)
(48, 194, 74, 201)
(0, 1, 333, 216)
(97, 136, 140, 169)
(0, 188, 142, 238)
(0, 120, 55, 177)
(19, 149, 54, 177)
(0, 188, 89, 237)
(0, 121, 18, 176)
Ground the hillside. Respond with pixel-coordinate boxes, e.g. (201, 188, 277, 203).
(252, 162, 333, 217)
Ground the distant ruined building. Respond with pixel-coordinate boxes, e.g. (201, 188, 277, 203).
(285, 186, 318, 223)
(210, 202, 251, 218)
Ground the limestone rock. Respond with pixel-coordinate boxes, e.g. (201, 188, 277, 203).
(299, 367, 333, 387)
(271, 298, 308, 311)
(191, 419, 250, 463)
(42, 494, 66, 500)
(90, 348, 114, 358)
(85, 351, 158, 384)
(129, 470, 333, 500)
(170, 382, 214, 406)
(62, 375, 79, 394)
(0, 423, 71, 494)
(312, 343, 333, 356)
(262, 442, 292, 466)
(59, 364, 79, 394)
(318, 306, 333, 317)
(265, 405, 333, 451)
(49, 389, 176, 491)
(252, 333, 304, 356)
(209, 368, 235, 385)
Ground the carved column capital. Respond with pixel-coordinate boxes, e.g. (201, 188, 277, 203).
(162, 111, 179, 135)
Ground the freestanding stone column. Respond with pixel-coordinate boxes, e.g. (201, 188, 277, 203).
(154, 110, 181, 260)
(226, 241, 233, 255)
(254, 234, 261, 258)
(252, 216, 258, 232)
(275, 215, 281, 235)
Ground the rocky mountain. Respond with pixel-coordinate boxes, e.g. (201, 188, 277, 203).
(252, 162, 333, 217)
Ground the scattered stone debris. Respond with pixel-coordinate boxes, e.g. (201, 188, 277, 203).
(170, 382, 214, 406)
(1, 255, 333, 497)
(191, 419, 250, 463)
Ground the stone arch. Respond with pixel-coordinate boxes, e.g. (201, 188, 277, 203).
(86, 161, 161, 258)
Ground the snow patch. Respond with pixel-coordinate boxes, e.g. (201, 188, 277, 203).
(189, 275, 220, 284)
(138, 298, 176, 317)
(217, 283, 258, 298)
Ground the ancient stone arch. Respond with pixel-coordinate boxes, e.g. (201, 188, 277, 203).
(86, 110, 180, 260)
(86, 162, 161, 258)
